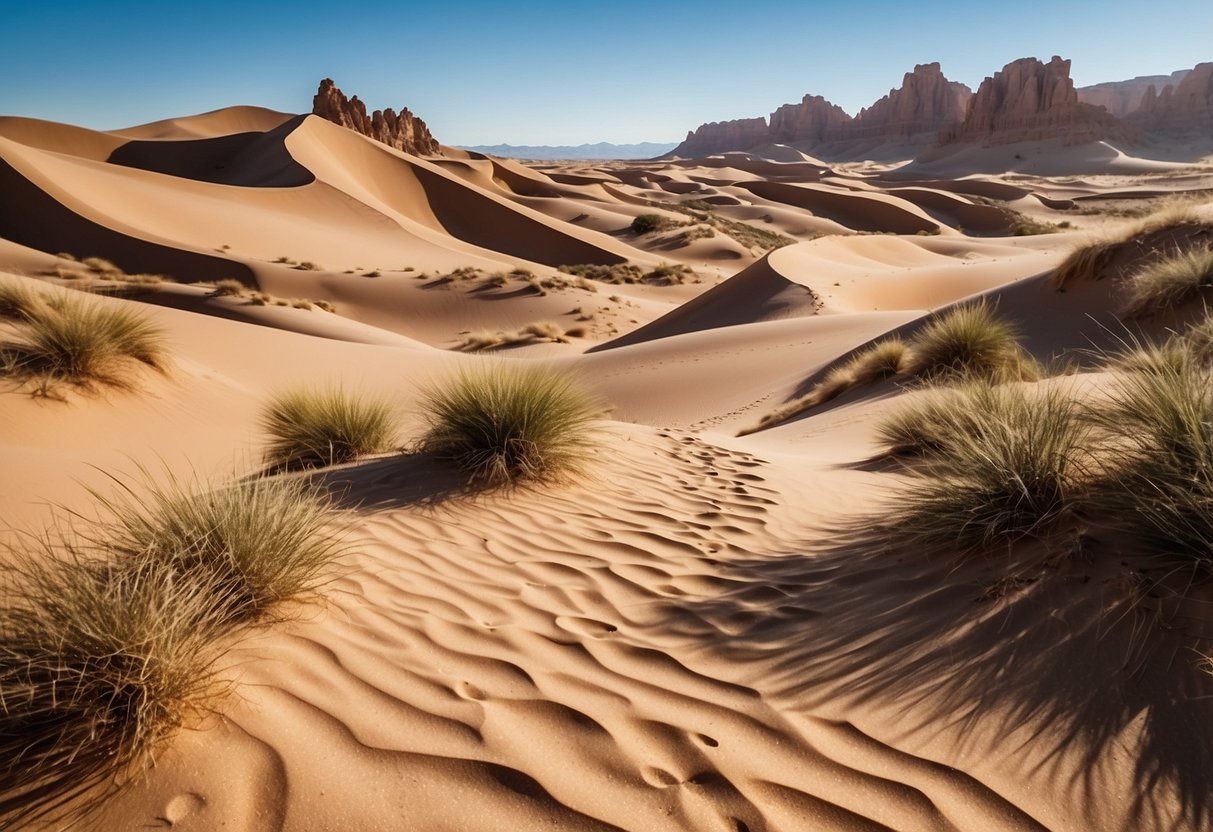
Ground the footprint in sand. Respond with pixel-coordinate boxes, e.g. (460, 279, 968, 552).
(161, 792, 206, 826)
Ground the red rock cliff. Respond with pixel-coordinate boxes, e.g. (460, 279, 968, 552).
(312, 78, 441, 156)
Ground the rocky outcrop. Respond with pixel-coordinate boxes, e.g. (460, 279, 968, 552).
(311, 79, 441, 156)
(1078, 70, 1191, 117)
(849, 63, 971, 141)
(1128, 63, 1213, 136)
(668, 117, 771, 158)
(942, 56, 1127, 145)
(768, 95, 852, 144)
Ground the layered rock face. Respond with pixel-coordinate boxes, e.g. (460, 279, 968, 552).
(668, 117, 771, 158)
(1078, 70, 1191, 117)
(768, 95, 852, 144)
(943, 56, 1124, 145)
(1128, 63, 1213, 136)
(312, 79, 441, 156)
(848, 63, 971, 141)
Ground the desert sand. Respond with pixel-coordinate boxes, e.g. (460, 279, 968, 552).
(2, 97, 1213, 832)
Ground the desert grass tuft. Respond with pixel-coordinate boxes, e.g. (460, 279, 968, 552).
(901, 301, 1032, 383)
(1, 296, 166, 389)
(418, 364, 600, 485)
(887, 382, 1092, 551)
(209, 279, 247, 297)
(1083, 349, 1213, 572)
(97, 475, 346, 623)
(1120, 244, 1213, 318)
(0, 473, 346, 826)
(0, 552, 223, 828)
(0, 276, 62, 321)
(261, 387, 396, 470)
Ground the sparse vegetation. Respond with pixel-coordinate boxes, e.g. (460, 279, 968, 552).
(418, 365, 600, 485)
(209, 279, 247, 297)
(1120, 244, 1213, 318)
(1, 295, 167, 391)
(455, 321, 578, 351)
(0, 474, 345, 828)
(261, 387, 396, 470)
(0, 276, 61, 321)
(295, 261, 321, 271)
(901, 301, 1033, 383)
(884, 381, 1092, 551)
(631, 214, 671, 235)
(742, 302, 1033, 434)
(681, 225, 716, 244)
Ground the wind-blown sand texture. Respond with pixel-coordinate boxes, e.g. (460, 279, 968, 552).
(2, 108, 1213, 831)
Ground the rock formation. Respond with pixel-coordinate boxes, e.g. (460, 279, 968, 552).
(311, 79, 441, 156)
(768, 95, 852, 145)
(668, 117, 771, 158)
(1078, 70, 1191, 117)
(848, 63, 971, 141)
(1127, 63, 1213, 136)
(942, 56, 1126, 145)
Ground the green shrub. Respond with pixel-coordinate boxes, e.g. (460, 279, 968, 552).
(419, 365, 600, 484)
(261, 388, 396, 470)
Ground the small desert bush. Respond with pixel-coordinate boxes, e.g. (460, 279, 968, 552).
(295, 261, 321, 271)
(631, 214, 670, 234)
(209, 278, 247, 297)
(559, 263, 645, 285)
(901, 301, 1032, 383)
(261, 388, 396, 470)
(418, 365, 600, 485)
(1, 296, 166, 388)
(681, 225, 716, 244)
(1120, 244, 1213, 318)
(888, 382, 1092, 551)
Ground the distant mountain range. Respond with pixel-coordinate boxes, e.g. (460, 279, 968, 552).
(457, 141, 678, 160)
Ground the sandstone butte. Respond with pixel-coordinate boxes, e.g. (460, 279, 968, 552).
(667, 55, 1210, 159)
(311, 78, 441, 156)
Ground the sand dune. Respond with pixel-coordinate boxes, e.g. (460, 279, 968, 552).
(3, 105, 1213, 832)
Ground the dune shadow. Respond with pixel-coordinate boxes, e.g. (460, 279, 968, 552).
(304, 451, 505, 513)
(672, 519, 1213, 831)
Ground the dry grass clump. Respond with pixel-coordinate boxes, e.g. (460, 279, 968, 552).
(102, 476, 346, 623)
(1120, 244, 1213, 318)
(1051, 206, 1210, 290)
(1, 295, 166, 390)
(209, 278, 247, 297)
(681, 225, 716, 244)
(0, 474, 345, 827)
(901, 301, 1033, 383)
(0, 276, 63, 321)
(885, 381, 1092, 551)
(558, 263, 645, 285)
(455, 321, 576, 351)
(418, 364, 600, 485)
(1083, 349, 1213, 572)
(631, 214, 673, 234)
(81, 257, 121, 276)
(1010, 214, 1071, 235)
(741, 303, 1031, 435)
(261, 388, 396, 470)
(0, 553, 222, 828)
(295, 261, 321, 271)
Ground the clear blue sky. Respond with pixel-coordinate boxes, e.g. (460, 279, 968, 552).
(4, 1, 1211, 145)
